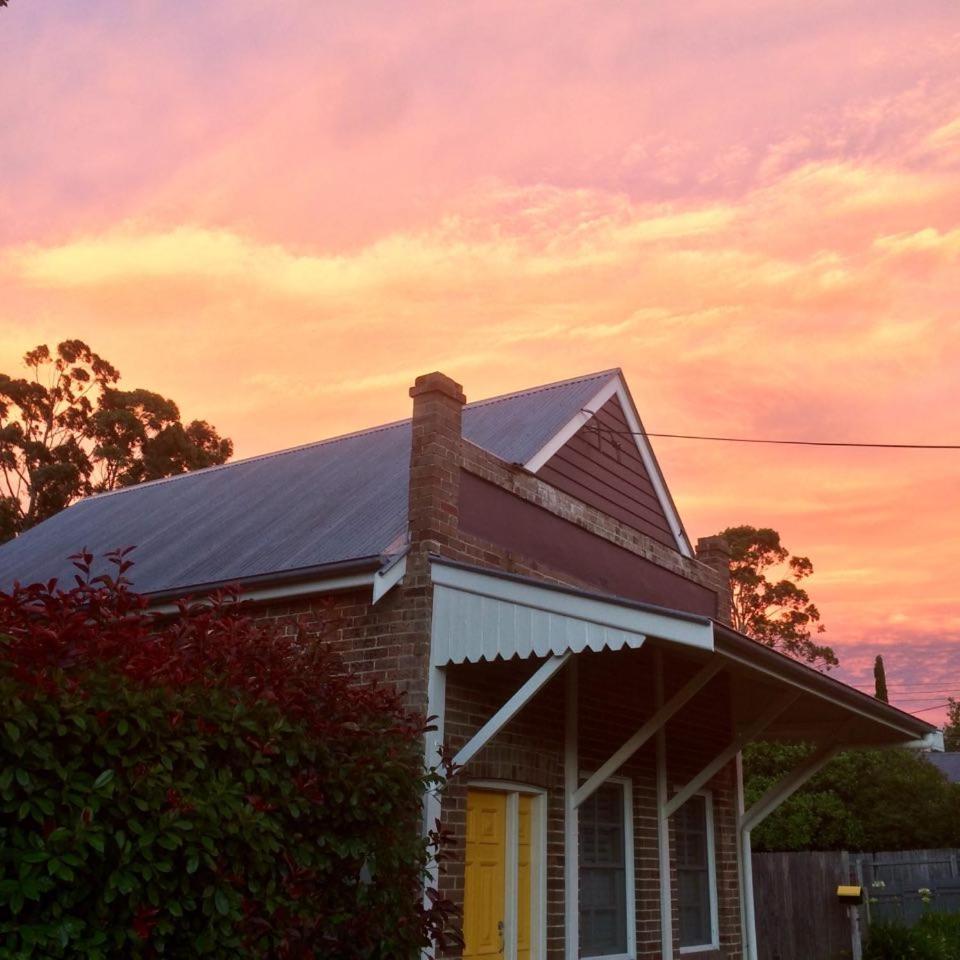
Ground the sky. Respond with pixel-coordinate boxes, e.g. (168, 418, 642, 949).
(1, 1, 959, 723)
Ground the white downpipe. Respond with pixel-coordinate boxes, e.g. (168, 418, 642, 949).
(735, 752, 750, 960)
(564, 659, 579, 960)
(655, 651, 674, 960)
(741, 824, 757, 960)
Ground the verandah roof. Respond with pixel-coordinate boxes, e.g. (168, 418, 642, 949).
(429, 557, 936, 748)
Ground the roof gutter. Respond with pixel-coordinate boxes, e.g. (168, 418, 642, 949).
(146, 555, 384, 612)
(713, 623, 936, 741)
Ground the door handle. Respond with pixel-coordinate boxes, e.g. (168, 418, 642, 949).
(498, 920, 505, 954)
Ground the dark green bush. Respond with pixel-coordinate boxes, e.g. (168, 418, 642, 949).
(865, 913, 960, 960)
(0, 550, 455, 958)
(745, 741, 960, 852)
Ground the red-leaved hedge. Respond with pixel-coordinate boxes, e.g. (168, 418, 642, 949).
(0, 549, 457, 959)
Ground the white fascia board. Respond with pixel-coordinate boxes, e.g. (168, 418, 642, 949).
(610, 378, 692, 557)
(431, 561, 713, 652)
(149, 572, 376, 613)
(522, 372, 692, 558)
(373, 552, 407, 603)
(523, 377, 619, 473)
(719, 645, 923, 741)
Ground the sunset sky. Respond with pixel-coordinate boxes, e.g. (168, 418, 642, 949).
(2, 1, 958, 721)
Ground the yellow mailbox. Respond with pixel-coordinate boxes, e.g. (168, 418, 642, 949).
(837, 885, 863, 904)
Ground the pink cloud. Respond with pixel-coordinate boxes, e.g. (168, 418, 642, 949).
(1, 0, 958, 723)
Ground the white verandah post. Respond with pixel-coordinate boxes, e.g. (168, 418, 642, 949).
(422, 663, 446, 907)
(655, 650, 674, 960)
(739, 741, 844, 960)
(565, 658, 579, 960)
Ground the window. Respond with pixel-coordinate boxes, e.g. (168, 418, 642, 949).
(676, 793, 719, 952)
(579, 779, 634, 959)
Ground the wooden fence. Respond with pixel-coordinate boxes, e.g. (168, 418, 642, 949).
(753, 849, 960, 960)
(753, 851, 856, 960)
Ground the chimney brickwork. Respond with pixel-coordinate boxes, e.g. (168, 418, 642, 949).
(696, 535, 733, 625)
(407, 372, 466, 559)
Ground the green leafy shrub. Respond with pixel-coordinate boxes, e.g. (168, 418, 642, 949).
(745, 741, 960, 852)
(865, 913, 960, 960)
(0, 549, 456, 958)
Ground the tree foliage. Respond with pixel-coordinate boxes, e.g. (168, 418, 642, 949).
(0, 341, 232, 543)
(744, 741, 960, 852)
(715, 525, 837, 669)
(874, 655, 889, 703)
(944, 698, 960, 752)
(0, 550, 457, 958)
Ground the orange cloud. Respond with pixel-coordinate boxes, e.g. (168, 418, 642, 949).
(2, 0, 959, 719)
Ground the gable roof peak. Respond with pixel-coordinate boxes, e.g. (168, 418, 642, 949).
(464, 368, 621, 411)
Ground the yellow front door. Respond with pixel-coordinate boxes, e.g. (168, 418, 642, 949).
(464, 789, 538, 960)
(464, 790, 507, 960)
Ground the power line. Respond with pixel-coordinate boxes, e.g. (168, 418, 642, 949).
(891, 699, 956, 705)
(583, 416, 960, 449)
(888, 681, 960, 687)
(853, 689, 955, 699)
(645, 434, 960, 450)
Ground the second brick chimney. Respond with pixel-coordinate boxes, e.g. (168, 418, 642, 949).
(696, 535, 733, 626)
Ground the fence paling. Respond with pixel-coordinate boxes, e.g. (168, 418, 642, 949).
(754, 849, 960, 960)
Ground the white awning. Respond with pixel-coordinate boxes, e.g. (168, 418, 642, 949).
(429, 560, 714, 666)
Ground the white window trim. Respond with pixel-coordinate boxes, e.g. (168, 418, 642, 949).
(578, 773, 637, 960)
(676, 788, 720, 955)
(467, 781, 548, 960)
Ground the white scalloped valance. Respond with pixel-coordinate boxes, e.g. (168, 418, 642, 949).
(430, 562, 713, 666)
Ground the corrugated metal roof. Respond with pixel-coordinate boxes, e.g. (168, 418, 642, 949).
(0, 370, 618, 596)
(462, 369, 617, 466)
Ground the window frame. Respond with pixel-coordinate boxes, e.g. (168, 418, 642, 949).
(675, 788, 720, 955)
(577, 774, 637, 960)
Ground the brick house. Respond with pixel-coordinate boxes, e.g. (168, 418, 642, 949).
(0, 369, 938, 960)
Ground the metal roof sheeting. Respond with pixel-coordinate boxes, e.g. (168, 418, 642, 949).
(0, 370, 618, 596)
(461, 370, 617, 466)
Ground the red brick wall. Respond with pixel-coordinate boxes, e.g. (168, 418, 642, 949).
(249, 588, 743, 959)
(439, 648, 742, 960)
(246, 373, 741, 959)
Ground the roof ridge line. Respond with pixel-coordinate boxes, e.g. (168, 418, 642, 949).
(464, 368, 621, 409)
(80, 369, 620, 505)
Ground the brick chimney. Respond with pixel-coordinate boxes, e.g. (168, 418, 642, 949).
(696, 535, 733, 626)
(407, 372, 466, 562)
